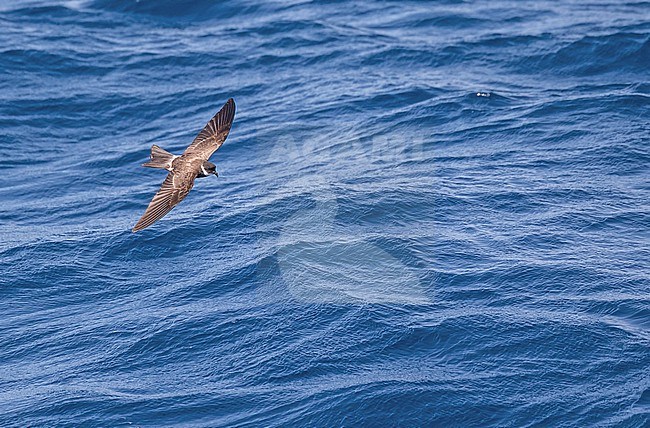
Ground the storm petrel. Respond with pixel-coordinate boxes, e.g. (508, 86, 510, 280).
(132, 98, 236, 232)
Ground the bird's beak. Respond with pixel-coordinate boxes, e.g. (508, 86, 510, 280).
(214, 171, 219, 177)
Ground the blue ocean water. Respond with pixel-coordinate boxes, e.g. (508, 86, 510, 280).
(1, 0, 649, 426)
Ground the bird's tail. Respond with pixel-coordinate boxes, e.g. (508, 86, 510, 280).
(142, 145, 175, 169)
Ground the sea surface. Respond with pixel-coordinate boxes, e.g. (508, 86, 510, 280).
(1, 0, 649, 426)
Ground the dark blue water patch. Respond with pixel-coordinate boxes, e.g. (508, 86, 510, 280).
(2, 4, 72, 18)
(385, 13, 492, 30)
(518, 32, 650, 76)
(89, 0, 264, 21)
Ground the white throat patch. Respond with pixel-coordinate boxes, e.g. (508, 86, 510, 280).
(200, 164, 209, 176)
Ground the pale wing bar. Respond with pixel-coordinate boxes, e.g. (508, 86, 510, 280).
(132, 173, 193, 232)
(183, 98, 236, 160)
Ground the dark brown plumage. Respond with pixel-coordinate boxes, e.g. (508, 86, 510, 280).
(132, 98, 236, 232)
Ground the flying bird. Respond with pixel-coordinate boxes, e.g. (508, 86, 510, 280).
(132, 98, 236, 232)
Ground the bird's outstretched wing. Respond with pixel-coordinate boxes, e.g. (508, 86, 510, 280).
(132, 171, 196, 232)
(183, 98, 236, 161)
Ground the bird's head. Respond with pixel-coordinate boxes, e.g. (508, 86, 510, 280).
(201, 161, 218, 177)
